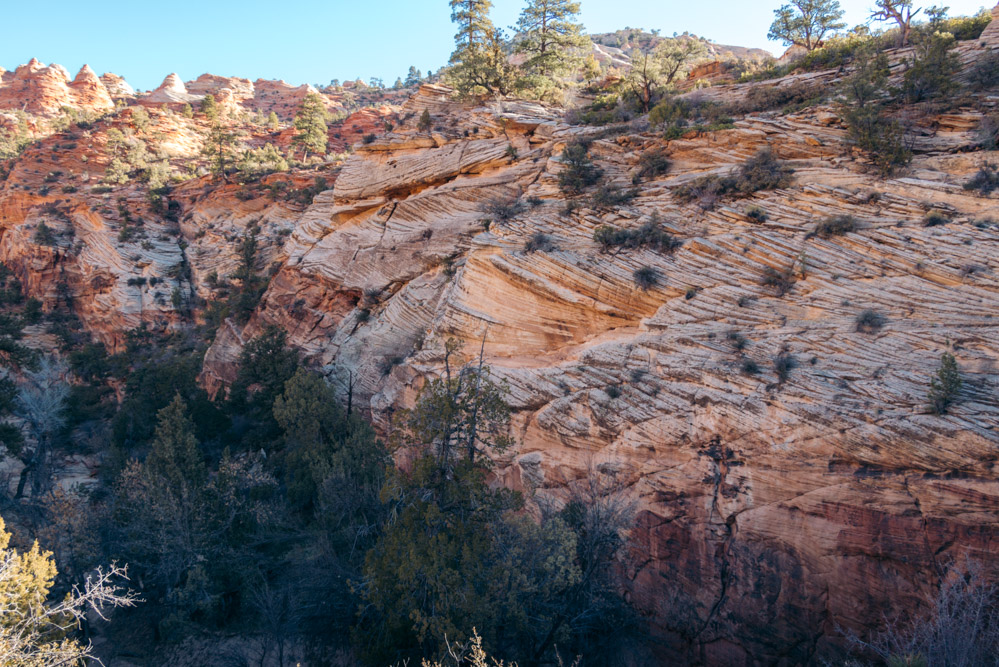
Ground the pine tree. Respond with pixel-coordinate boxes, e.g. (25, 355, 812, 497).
(145, 394, 205, 492)
(200, 94, 218, 120)
(201, 121, 239, 182)
(267, 111, 280, 129)
(293, 92, 329, 160)
(446, 0, 513, 97)
(181, 103, 193, 119)
(405, 66, 422, 87)
(514, 0, 588, 96)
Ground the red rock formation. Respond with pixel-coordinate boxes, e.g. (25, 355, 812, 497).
(0, 59, 115, 116)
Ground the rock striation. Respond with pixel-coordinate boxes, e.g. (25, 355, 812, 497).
(0, 59, 116, 116)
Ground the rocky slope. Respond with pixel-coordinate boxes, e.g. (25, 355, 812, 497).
(2, 17, 999, 663)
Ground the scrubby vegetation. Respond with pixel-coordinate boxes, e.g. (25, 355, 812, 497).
(673, 149, 794, 209)
(593, 214, 682, 253)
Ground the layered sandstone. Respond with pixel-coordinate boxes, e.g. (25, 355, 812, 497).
(204, 58, 999, 663)
(0, 59, 116, 116)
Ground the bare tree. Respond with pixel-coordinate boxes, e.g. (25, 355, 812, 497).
(12, 357, 69, 499)
(871, 0, 923, 47)
(847, 561, 999, 666)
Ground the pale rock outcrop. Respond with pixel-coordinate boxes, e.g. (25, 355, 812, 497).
(143, 73, 200, 104)
(0, 59, 115, 115)
(69, 65, 115, 111)
(100, 73, 135, 99)
(980, 2, 999, 47)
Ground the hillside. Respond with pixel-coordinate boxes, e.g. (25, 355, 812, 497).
(0, 4, 998, 665)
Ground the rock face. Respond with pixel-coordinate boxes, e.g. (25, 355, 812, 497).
(981, 3, 999, 47)
(4, 37, 999, 663)
(0, 60, 116, 115)
(143, 73, 198, 105)
(204, 70, 999, 663)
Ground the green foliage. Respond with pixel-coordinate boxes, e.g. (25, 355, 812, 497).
(928, 352, 961, 415)
(964, 163, 999, 196)
(181, 103, 194, 118)
(768, 0, 846, 51)
(632, 265, 660, 290)
(593, 214, 681, 254)
(513, 0, 587, 99)
(855, 309, 886, 334)
(201, 122, 240, 181)
(273, 368, 385, 512)
(418, 109, 433, 133)
(293, 92, 330, 159)
(228, 326, 300, 449)
(811, 214, 858, 238)
(673, 149, 794, 208)
(200, 94, 218, 120)
(523, 231, 557, 253)
(636, 147, 671, 180)
(236, 143, 289, 177)
(446, 0, 515, 97)
(901, 31, 960, 103)
(130, 106, 150, 132)
(969, 50, 999, 91)
(626, 38, 707, 112)
(557, 140, 603, 195)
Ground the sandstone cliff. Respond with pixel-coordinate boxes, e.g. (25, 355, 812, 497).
(2, 25, 999, 664)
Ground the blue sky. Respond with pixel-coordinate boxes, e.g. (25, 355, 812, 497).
(2, 0, 992, 91)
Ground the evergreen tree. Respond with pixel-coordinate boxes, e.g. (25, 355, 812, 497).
(267, 111, 280, 129)
(293, 92, 329, 160)
(145, 394, 206, 492)
(405, 66, 422, 87)
(626, 38, 707, 112)
(200, 94, 218, 120)
(871, 0, 921, 47)
(768, 0, 846, 52)
(928, 352, 962, 415)
(201, 121, 239, 182)
(181, 103, 193, 119)
(514, 0, 588, 97)
(446, 0, 514, 97)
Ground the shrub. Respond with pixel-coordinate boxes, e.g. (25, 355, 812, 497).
(745, 206, 768, 222)
(855, 309, 886, 333)
(968, 51, 999, 90)
(727, 330, 749, 351)
(636, 148, 671, 180)
(964, 163, 999, 196)
(741, 358, 761, 375)
(593, 215, 681, 254)
(975, 115, 999, 151)
(590, 184, 638, 209)
(33, 223, 57, 246)
(674, 150, 793, 209)
(774, 351, 798, 384)
(417, 110, 432, 132)
(605, 385, 622, 399)
(362, 133, 377, 144)
(632, 266, 660, 290)
(558, 141, 603, 195)
(901, 32, 960, 103)
(524, 232, 557, 254)
(812, 215, 858, 238)
(843, 106, 912, 176)
(738, 81, 825, 114)
(483, 197, 526, 222)
(928, 352, 961, 415)
(923, 210, 952, 227)
(761, 266, 796, 297)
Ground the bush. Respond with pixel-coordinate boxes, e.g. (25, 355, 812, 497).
(761, 266, 796, 297)
(901, 32, 960, 103)
(632, 266, 660, 290)
(964, 164, 999, 196)
(593, 215, 681, 254)
(636, 148, 671, 180)
(975, 116, 999, 151)
(812, 215, 858, 238)
(590, 184, 638, 209)
(855, 309, 886, 333)
(483, 197, 526, 222)
(774, 351, 798, 384)
(745, 206, 768, 222)
(924, 210, 952, 226)
(843, 106, 912, 176)
(968, 51, 999, 90)
(524, 232, 557, 254)
(738, 81, 826, 115)
(362, 133, 377, 144)
(741, 358, 761, 375)
(558, 141, 603, 195)
(928, 352, 961, 415)
(674, 149, 793, 209)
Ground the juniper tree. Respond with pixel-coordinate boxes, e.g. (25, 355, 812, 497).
(293, 92, 329, 160)
(626, 38, 707, 112)
(514, 0, 588, 96)
(928, 351, 962, 415)
(200, 93, 218, 120)
(768, 0, 846, 52)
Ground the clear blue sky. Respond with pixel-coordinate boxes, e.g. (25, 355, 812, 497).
(2, 0, 991, 91)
